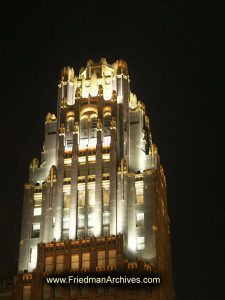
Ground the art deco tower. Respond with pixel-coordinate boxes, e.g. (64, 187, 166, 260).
(17, 59, 173, 299)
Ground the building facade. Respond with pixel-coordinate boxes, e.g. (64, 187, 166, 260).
(16, 59, 174, 299)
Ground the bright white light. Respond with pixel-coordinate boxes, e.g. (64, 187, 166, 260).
(139, 150, 146, 172)
(54, 217, 61, 242)
(88, 214, 94, 227)
(117, 202, 123, 234)
(65, 144, 72, 151)
(103, 136, 111, 146)
(128, 233, 137, 253)
(137, 236, 145, 251)
(33, 223, 40, 230)
(30, 247, 37, 270)
(89, 138, 97, 147)
(69, 217, 76, 240)
(63, 217, 69, 229)
(79, 138, 88, 149)
(33, 207, 42, 216)
(93, 211, 101, 237)
(103, 84, 112, 100)
(78, 215, 84, 228)
(103, 212, 110, 225)
(136, 213, 144, 226)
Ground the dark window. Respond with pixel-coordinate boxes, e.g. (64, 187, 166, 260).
(31, 223, 40, 238)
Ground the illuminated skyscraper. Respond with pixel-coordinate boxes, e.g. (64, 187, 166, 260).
(17, 59, 174, 299)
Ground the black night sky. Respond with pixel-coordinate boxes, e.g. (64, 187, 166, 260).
(0, 2, 224, 299)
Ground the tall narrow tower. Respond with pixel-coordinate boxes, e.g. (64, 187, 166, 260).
(17, 59, 174, 299)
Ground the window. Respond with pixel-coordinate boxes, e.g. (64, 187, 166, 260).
(97, 251, 105, 267)
(33, 207, 42, 216)
(88, 228, 94, 237)
(64, 193, 70, 209)
(56, 255, 64, 272)
(136, 213, 144, 227)
(136, 187, 144, 203)
(45, 256, 53, 272)
(52, 217, 55, 229)
(82, 253, 90, 270)
(77, 229, 84, 239)
(103, 135, 111, 146)
(55, 286, 62, 298)
(66, 137, 73, 149)
(103, 114, 111, 136)
(33, 193, 42, 216)
(71, 254, 79, 271)
(79, 138, 88, 149)
(70, 285, 78, 296)
(88, 214, 94, 227)
(78, 190, 85, 206)
(103, 212, 110, 225)
(81, 287, 88, 295)
(31, 223, 40, 238)
(67, 117, 74, 132)
(66, 117, 73, 148)
(137, 236, 145, 251)
(108, 287, 116, 294)
(90, 115, 97, 138)
(30, 247, 37, 269)
(103, 187, 110, 204)
(89, 137, 97, 147)
(103, 227, 109, 236)
(96, 287, 104, 294)
(43, 284, 51, 300)
(63, 217, 70, 230)
(88, 189, 95, 206)
(108, 250, 116, 266)
(62, 217, 69, 239)
(80, 116, 89, 139)
(78, 215, 84, 228)
(63, 217, 69, 230)
(64, 169, 71, 178)
(23, 286, 31, 300)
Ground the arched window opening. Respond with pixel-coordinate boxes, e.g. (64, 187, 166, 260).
(80, 116, 89, 139)
(67, 117, 74, 132)
(79, 107, 98, 148)
(90, 114, 97, 138)
(103, 113, 111, 136)
(66, 112, 75, 149)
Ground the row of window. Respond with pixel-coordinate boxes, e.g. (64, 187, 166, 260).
(77, 187, 144, 206)
(77, 135, 111, 149)
(79, 114, 111, 139)
(63, 212, 143, 230)
(45, 249, 116, 273)
(32, 186, 111, 217)
(64, 147, 111, 158)
(23, 285, 117, 300)
(33, 185, 144, 217)
(64, 186, 143, 210)
(66, 113, 112, 150)
(77, 187, 109, 207)
(31, 225, 145, 252)
(75, 212, 110, 229)
(33, 192, 42, 216)
(31, 211, 144, 239)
